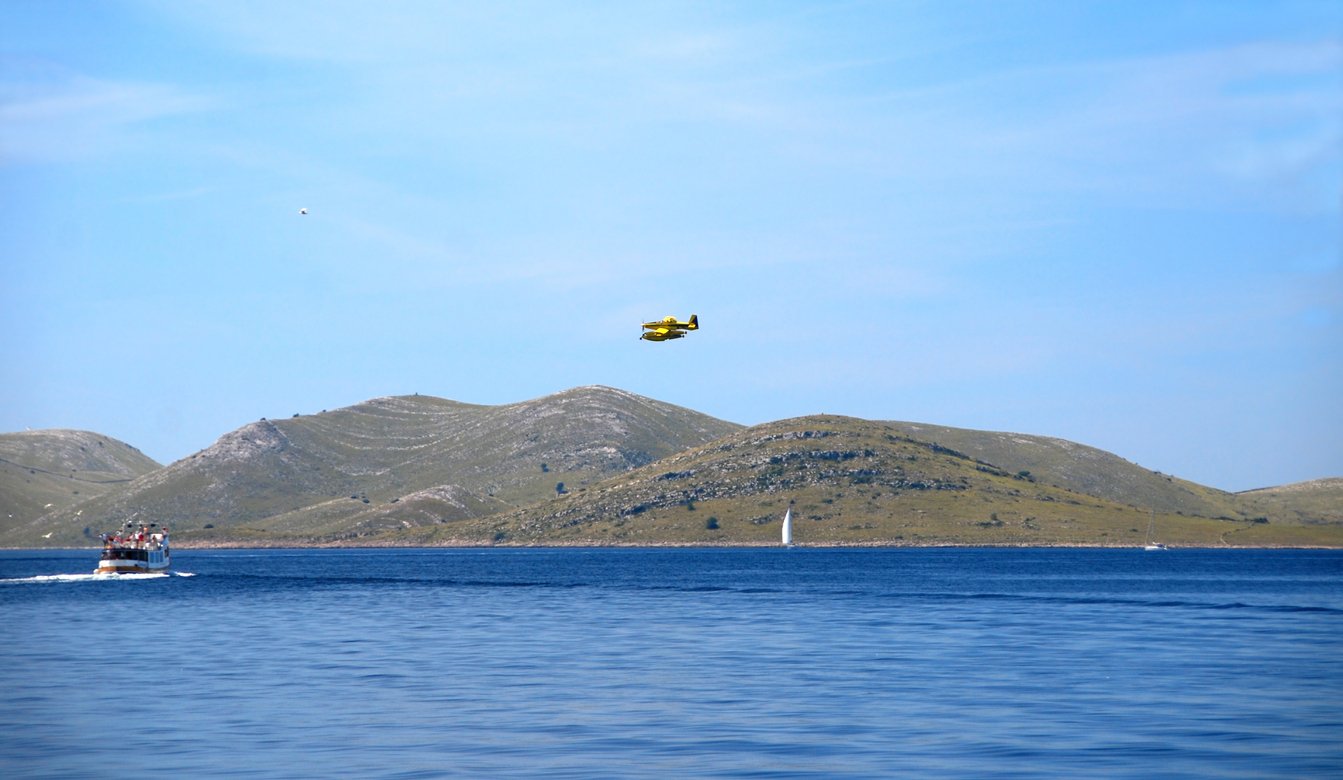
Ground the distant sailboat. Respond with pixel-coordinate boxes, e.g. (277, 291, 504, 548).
(781, 505, 794, 547)
(1144, 509, 1167, 551)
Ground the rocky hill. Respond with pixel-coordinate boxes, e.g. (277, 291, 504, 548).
(3, 389, 1339, 548)
(882, 422, 1245, 518)
(0, 387, 741, 546)
(390, 415, 1339, 548)
(0, 430, 160, 538)
(1238, 478, 1343, 525)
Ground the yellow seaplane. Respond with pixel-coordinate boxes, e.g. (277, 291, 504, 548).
(640, 314, 699, 342)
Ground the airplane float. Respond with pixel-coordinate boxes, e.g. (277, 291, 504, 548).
(640, 314, 699, 341)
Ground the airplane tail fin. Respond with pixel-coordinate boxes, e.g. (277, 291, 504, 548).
(688, 314, 698, 330)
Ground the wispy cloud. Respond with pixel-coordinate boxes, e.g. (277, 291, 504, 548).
(0, 58, 212, 165)
(851, 39, 1343, 211)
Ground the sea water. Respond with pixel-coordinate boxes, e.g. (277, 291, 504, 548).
(1, 548, 1340, 778)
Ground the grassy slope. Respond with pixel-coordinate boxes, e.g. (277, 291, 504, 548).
(0, 430, 160, 537)
(4, 396, 1338, 549)
(1237, 479, 1343, 525)
(2, 387, 742, 546)
(882, 422, 1247, 519)
(387, 416, 1332, 548)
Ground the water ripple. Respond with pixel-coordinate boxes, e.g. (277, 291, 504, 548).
(1, 547, 1340, 779)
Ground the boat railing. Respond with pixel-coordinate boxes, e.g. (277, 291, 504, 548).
(101, 535, 169, 553)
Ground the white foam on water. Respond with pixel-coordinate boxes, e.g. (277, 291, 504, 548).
(2, 571, 174, 584)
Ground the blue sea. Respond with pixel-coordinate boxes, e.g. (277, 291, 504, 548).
(2, 548, 1341, 778)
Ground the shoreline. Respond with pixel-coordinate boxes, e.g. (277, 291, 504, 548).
(7, 541, 1341, 551)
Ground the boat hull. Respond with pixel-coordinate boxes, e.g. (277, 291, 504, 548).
(95, 548, 170, 575)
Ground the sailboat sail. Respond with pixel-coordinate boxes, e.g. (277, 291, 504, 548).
(782, 507, 793, 546)
(1144, 509, 1167, 550)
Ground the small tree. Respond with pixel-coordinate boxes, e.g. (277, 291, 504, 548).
(555, 482, 566, 495)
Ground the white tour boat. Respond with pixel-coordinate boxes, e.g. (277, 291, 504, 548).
(95, 520, 171, 574)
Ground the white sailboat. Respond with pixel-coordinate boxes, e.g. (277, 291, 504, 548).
(1144, 509, 1167, 551)
(781, 505, 794, 547)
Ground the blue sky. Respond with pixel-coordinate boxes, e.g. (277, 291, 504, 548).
(2, 1, 1339, 492)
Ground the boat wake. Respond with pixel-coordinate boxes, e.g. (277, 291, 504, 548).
(2, 571, 193, 584)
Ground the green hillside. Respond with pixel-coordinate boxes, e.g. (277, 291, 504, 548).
(883, 422, 1247, 519)
(0, 387, 742, 546)
(0, 430, 160, 538)
(3, 390, 1338, 549)
(382, 416, 1339, 548)
(1237, 479, 1343, 526)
